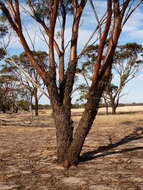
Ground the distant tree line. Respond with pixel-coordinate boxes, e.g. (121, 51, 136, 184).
(0, 24, 49, 114)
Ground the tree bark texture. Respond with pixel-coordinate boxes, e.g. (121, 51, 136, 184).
(64, 72, 110, 167)
(53, 107, 73, 163)
(46, 77, 73, 163)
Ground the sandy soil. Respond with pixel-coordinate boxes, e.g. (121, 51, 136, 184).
(0, 108, 143, 190)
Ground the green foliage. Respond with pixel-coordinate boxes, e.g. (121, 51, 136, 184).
(105, 83, 118, 94)
(0, 63, 30, 113)
(76, 84, 89, 103)
(82, 45, 98, 57)
(5, 51, 49, 114)
(0, 47, 6, 59)
(81, 61, 93, 73)
(119, 43, 143, 54)
(27, 0, 73, 21)
(81, 45, 98, 64)
(17, 100, 30, 111)
(0, 65, 16, 74)
(0, 23, 8, 59)
(9, 51, 49, 76)
(0, 14, 7, 22)
(114, 43, 143, 63)
(0, 24, 8, 37)
(76, 42, 143, 106)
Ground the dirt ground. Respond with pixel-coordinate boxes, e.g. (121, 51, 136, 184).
(0, 109, 143, 190)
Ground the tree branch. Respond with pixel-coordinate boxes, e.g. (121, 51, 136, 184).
(26, 0, 61, 57)
(63, 1, 87, 105)
(0, 1, 47, 81)
(92, 0, 112, 83)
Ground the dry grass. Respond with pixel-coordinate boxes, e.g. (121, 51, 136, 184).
(0, 107, 143, 190)
(72, 105, 143, 114)
(72, 105, 143, 121)
(99, 105, 143, 113)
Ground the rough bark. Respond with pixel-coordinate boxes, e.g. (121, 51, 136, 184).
(64, 71, 111, 168)
(53, 106, 73, 163)
(46, 73, 73, 163)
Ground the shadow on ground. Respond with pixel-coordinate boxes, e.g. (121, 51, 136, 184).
(80, 127, 143, 162)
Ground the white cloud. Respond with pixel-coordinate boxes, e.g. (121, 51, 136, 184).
(122, 8, 143, 42)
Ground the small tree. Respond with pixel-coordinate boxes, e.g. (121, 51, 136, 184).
(102, 82, 118, 114)
(8, 51, 48, 116)
(75, 45, 99, 104)
(0, 0, 142, 168)
(104, 43, 143, 114)
(77, 43, 143, 114)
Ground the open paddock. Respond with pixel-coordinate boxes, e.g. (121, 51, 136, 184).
(0, 106, 143, 190)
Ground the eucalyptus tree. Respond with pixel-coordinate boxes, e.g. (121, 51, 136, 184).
(0, 64, 19, 113)
(77, 43, 143, 114)
(0, 22, 10, 112)
(8, 51, 49, 116)
(0, 0, 142, 168)
(104, 43, 143, 114)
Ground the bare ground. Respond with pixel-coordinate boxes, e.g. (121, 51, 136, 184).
(0, 109, 143, 190)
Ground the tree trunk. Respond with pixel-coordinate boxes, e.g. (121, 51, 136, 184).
(29, 94, 33, 113)
(105, 103, 109, 115)
(53, 106, 73, 164)
(34, 88, 39, 116)
(47, 78, 74, 164)
(64, 78, 108, 168)
(103, 96, 109, 115)
(111, 103, 117, 114)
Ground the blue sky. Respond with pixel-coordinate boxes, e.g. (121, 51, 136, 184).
(3, 0, 143, 104)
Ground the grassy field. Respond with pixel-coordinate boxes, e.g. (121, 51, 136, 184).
(0, 106, 143, 190)
(72, 105, 143, 114)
